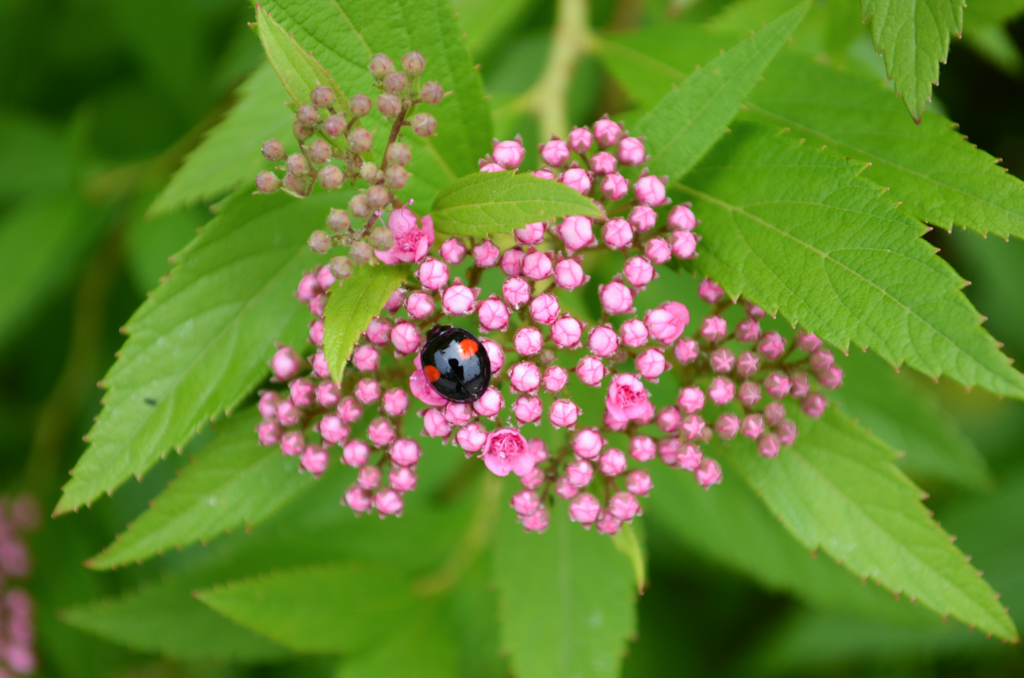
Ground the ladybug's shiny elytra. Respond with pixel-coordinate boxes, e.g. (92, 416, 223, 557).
(421, 326, 492, 403)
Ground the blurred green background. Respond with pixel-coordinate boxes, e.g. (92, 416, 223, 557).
(1, 0, 1023, 676)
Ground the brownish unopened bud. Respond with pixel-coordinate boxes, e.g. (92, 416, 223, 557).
(311, 86, 336, 108)
(308, 139, 332, 164)
(348, 128, 373, 154)
(401, 51, 426, 76)
(366, 185, 391, 209)
(323, 114, 347, 138)
(420, 81, 444, 105)
(297, 104, 320, 126)
(377, 93, 402, 118)
(261, 139, 286, 162)
(384, 165, 408, 190)
(368, 224, 394, 250)
(283, 173, 314, 196)
(349, 241, 373, 265)
(383, 71, 407, 94)
(319, 165, 343, 191)
(349, 94, 372, 117)
(329, 255, 353, 279)
(327, 208, 351, 232)
(255, 171, 282, 194)
(369, 53, 394, 79)
(412, 113, 437, 137)
(385, 143, 412, 167)
(308, 230, 332, 254)
(287, 153, 311, 176)
(349, 193, 372, 217)
(293, 120, 314, 141)
(359, 161, 380, 183)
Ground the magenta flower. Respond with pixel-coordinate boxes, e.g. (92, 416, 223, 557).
(481, 428, 535, 477)
(374, 207, 435, 264)
(605, 373, 651, 421)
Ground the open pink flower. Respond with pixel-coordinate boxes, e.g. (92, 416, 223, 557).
(374, 208, 435, 264)
(605, 373, 651, 421)
(481, 428, 535, 477)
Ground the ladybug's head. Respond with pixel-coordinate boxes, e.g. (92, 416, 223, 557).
(425, 325, 453, 342)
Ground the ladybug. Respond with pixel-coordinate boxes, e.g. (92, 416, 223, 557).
(421, 326, 492, 403)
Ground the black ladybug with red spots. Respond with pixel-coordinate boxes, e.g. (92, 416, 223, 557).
(421, 326, 492, 403)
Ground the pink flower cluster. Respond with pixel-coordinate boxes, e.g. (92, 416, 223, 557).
(256, 113, 844, 536)
(0, 495, 39, 676)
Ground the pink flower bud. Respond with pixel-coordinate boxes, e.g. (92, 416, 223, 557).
(493, 139, 526, 169)
(529, 438, 549, 463)
(344, 485, 373, 513)
(280, 431, 305, 456)
(512, 395, 543, 424)
(440, 237, 467, 264)
(522, 250, 554, 280)
(629, 205, 657, 232)
(513, 327, 544, 356)
(309, 294, 328, 318)
(319, 415, 350, 445)
(569, 492, 601, 524)
(478, 296, 511, 332)
(735, 318, 761, 343)
(455, 422, 488, 453)
(710, 348, 735, 373)
(626, 471, 653, 498)
(617, 136, 645, 166)
(777, 419, 798, 446)
(482, 339, 505, 374)
(374, 488, 404, 516)
(553, 256, 587, 290)
(522, 506, 550, 532)
(337, 397, 363, 423)
(442, 283, 477, 315)
(509, 361, 542, 393)
(590, 151, 617, 174)
(758, 433, 781, 458)
(572, 428, 604, 460)
(671, 230, 698, 259)
(803, 393, 828, 418)
(587, 325, 618, 358)
(271, 346, 304, 381)
(354, 379, 382, 404)
(695, 458, 723, 488)
(700, 316, 727, 343)
(416, 258, 449, 290)
(764, 401, 787, 426)
(639, 239, 669, 267)
(257, 420, 282, 446)
(385, 289, 405, 312)
(667, 204, 697, 231)
(377, 389, 409, 419)
(818, 365, 844, 390)
(276, 399, 301, 427)
(410, 368, 448, 406)
(540, 138, 571, 166)
(309, 319, 325, 346)
(629, 435, 656, 462)
(259, 391, 282, 419)
(594, 117, 623, 147)
(501, 248, 526, 276)
(352, 345, 381, 372)
(302, 445, 329, 477)
(716, 413, 740, 440)
(550, 399, 581, 428)
(758, 332, 786, 360)
(645, 301, 690, 344)
(674, 337, 700, 364)
(677, 386, 705, 414)
(569, 126, 593, 153)
(342, 439, 370, 467)
(631, 349, 664, 383)
(600, 448, 629, 476)
(443, 401, 474, 426)
(608, 491, 640, 522)
(368, 418, 396, 447)
(521, 467, 545, 490)
(473, 387, 505, 418)
(681, 414, 706, 441)
(549, 315, 583, 349)
(602, 218, 633, 249)
(764, 372, 791, 399)
(515, 221, 546, 245)
(390, 322, 422, 355)
(473, 239, 502, 268)
(619, 319, 649, 348)
(736, 350, 760, 376)
(596, 510, 622, 535)
(390, 465, 418, 492)
(675, 442, 700, 470)
(561, 166, 593, 195)
(316, 265, 336, 291)
(566, 459, 593, 487)
(405, 292, 435, 319)
(634, 174, 667, 205)
(745, 301, 766, 319)
(599, 281, 634, 315)
(558, 216, 595, 253)
(622, 257, 655, 290)
(796, 331, 822, 353)
(708, 377, 734, 405)
(501, 276, 531, 309)
(357, 465, 382, 490)
(699, 279, 725, 304)
(556, 476, 579, 500)
(423, 408, 453, 437)
(790, 373, 810, 398)
(511, 489, 541, 515)
(601, 173, 629, 200)
(529, 293, 560, 325)
(543, 365, 569, 392)
(741, 414, 765, 440)
(388, 438, 420, 467)
(738, 381, 762, 408)
(574, 356, 605, 387)
(297, 273, 321, 302)
(534, 168, 556, 179)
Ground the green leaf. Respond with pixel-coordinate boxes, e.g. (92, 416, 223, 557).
(0, 192, 107, 350)
(86, 408, 314, 570)
(56, 191, 341, 515)
(963, 0, 1024, 24)
(861, 0, 963, 120)
(60, 580, 288, 661)
(493, 506, 637, 678)
(255, 4, 344, 109)
(647, 463, 938, 625)
(723, 407, 1018, 641)
(195, 564, 418, 653)
(676, 122, 1024, 399)
(430, 170, 604, 237)
(323, 263, 410, 383)
(833, 351, 992, 491)
(612, 522, 647, 595)
(149, 64, 295, 215)
(335, 607, 459, 678)
(261, 0, 493, 202)
(635, 1, 808, 183)
(602, 30, 1024, 240)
